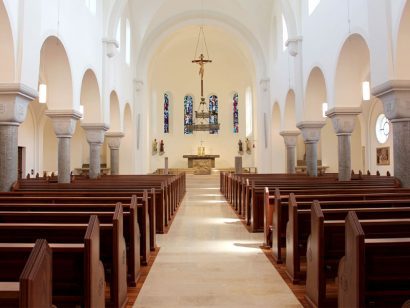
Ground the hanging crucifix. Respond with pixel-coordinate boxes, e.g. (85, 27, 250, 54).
(192, 53, 212, 97)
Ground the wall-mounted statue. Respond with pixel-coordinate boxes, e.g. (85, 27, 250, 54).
(245, 138, 251, 154)
(152, 139, 158, 155)
(159, 140, 165, 155)
(238, 139, 244, 155)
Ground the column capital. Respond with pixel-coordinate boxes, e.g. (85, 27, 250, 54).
(326, 107, 361, 135)
(297, 121, 326, 143)
(286, 36, 303, 57)
(102, 38, 119, 58)
(372, 80, 410, 121)
(105, 131, 124, 149)
(81, 123, 109, 144)
(45, 109, 82, 138)
(280, 130, 300, 147)
(0, 83, 37, 124)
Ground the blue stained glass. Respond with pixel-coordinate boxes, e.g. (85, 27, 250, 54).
(233, 93, 239, 133)
(209, 95, 218, 134)
(164, 93, 170, 133)
(184, 95, 193, 135)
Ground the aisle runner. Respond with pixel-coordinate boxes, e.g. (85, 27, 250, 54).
(134, 174, 301, 307)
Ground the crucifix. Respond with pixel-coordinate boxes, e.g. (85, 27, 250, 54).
(192, 53, 212, 97)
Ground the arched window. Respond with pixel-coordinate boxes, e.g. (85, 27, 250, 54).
(245, 87, 253, 137)
(308, 0, 320, 15)
(125, 19, 131, 65)
(184, 95, 193, 135)
(116, 19, 121, 50)
(282, 14, 288, 51)
(164, 93, 170, 133)
(209, 95, 219, 134)
(233, 93, 239, 133)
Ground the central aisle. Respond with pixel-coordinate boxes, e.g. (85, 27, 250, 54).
(134, 174, 301, 307)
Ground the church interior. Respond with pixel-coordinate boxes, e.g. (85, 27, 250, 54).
(0, 0, 410, 307)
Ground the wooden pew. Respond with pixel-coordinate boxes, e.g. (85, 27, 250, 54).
(268, 189, 410, 263)
(285, 195, 410, 283)
(0, 211, 127, 308)
(338, 212, 410, 308)
(0, 194, 150, 267)
(0, 239, 52, 308)
(0, 216, 105, 307)
(305, 203, 410, 307)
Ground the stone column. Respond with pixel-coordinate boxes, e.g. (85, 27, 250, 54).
(297, 121, 326, 177)
(326, 107, 361, 181)
(45, 110, 82, 183)
(105, 132, 124, 175)
(81, 123, 109, 179)
(0, 84, 37, 191)
(373, 80, 410, 187)
(280, 131, 300, 174)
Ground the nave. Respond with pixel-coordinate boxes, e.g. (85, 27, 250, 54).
(135, 174, 301, 307)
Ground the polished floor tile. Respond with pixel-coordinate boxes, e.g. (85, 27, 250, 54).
(134, 175, 301, 308)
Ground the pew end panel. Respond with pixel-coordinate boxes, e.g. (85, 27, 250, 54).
(19, 239, 53, 308)
(84, 216, 106, 308)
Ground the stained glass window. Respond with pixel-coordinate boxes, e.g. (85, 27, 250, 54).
(184, 95, 193, 135)
(209, 95, 219, 134)
(164, 93, 170, 133)
(233, 93, 239, 133)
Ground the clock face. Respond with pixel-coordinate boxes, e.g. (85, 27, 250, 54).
(375, 114, 390, 144)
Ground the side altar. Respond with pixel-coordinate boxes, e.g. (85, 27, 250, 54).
(183, 154, 220, 175)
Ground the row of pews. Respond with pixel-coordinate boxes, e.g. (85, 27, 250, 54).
(220, 171, 410, 307)
(0, 173, 185, 307)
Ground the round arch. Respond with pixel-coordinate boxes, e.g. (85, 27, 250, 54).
(305, 67, 327, 120)
(0, 1, 15, 82)
(120, 103, 134, 174)
(284, 89, 297, 129)
(110, 91, 121, 131)
(39, 36, 73, 110)
(333, 33, 370, 108)
(272, 102, 285, 172)
(80, 69, 102, 122)
(396, 0, 410, 79)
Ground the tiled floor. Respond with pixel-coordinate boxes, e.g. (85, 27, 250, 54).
(134, 174, 301, 307)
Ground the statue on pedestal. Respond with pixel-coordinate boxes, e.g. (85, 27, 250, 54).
(152, 139, 158, 155)
(238, 139, 244, 155)
(159, 140, 165, 155)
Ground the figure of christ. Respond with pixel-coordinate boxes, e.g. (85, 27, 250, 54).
(192, 54, 212, 96)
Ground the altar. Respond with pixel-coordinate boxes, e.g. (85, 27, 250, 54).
(183, 155, 220, 175)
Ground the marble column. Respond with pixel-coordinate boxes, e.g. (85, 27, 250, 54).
(45, 110, 82, 183)
(280, 131, 300, 174)
(105, 132, 124, 175)
(373, 80, 410, 187)
(297, 121, 326, 177)
(326, 107, 361, 181)
(81, 123, 109, 179)
(0, 84, 37, 191)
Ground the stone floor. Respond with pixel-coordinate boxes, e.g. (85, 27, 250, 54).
(134, 174, 302, 308)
